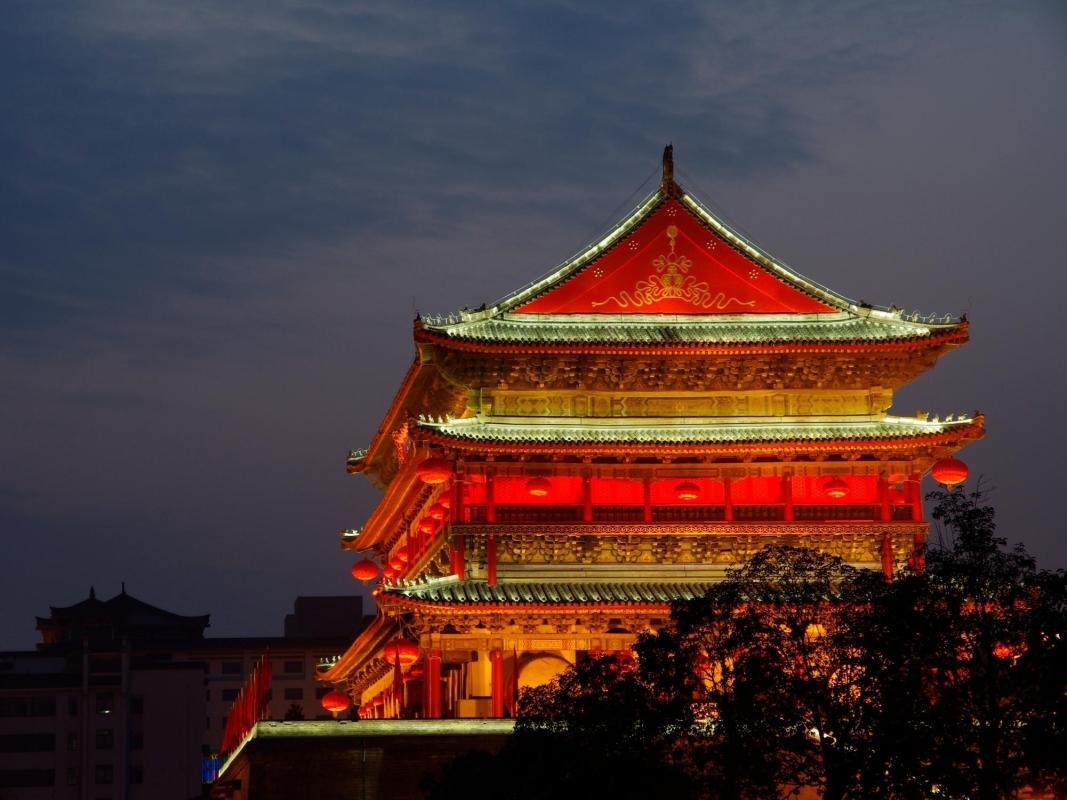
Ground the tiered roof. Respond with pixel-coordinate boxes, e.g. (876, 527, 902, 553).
(416, 414, 981, 453)
(416, 147, 965, 351)
(384, 580, 714, 606)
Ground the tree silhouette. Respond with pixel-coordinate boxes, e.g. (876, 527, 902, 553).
(425, 487, 1066, 800)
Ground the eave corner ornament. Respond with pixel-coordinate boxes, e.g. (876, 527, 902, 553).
(591, 224, 757, 312)
(392, 421, 413, 465)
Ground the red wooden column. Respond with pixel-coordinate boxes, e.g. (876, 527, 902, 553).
(485, 470, 497, 585)
(450, 478, 466, 581)
(723, 476, 734, 522)
(909, 472, 924, 522)
(878, 476, 891, 522)
(642, 476, 652, 523)
(880, 532, 894, 582)
(490, 649, 505, 718)
(782, 473, 794, 522)
(582, 475, 593, 522)
(426, 648, 442, 719)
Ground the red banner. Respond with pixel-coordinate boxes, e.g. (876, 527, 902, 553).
(220, 653, 273, 753)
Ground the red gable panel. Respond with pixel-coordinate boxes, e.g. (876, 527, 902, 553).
(516, 200, 834, 314)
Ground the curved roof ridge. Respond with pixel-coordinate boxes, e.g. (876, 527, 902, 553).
(418, 167, 963, 330)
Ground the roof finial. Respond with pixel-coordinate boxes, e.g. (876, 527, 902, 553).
(89, 585, 96, 600)
(661, 143, 675, 193)
(121, 581, 126, 594)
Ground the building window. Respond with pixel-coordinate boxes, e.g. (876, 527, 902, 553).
(129, 731, 144, 750)
(282, 660, 304, 675)
(221, 689, 238, 702)
(0, 733, 55, 752)
(67, 767, 78, 785)
(68, 696, 79, 716)
(0, 696, 56, 717)
(283, 687, 304, 701)
(94, 764, 113, 785)
(95, 729, 114, 750)
(129, 765, 144, 785)
(220, 661, 242, 676)
(129, 695, 143, 714)
(0, 769, 55, 787)
(68, 733, 78, 751)
(96, 692, 114, 716)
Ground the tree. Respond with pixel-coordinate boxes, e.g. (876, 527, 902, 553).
(426, 488, 1066, 800)
(426, 653, 694, 800)
(283, 703, 304, 721)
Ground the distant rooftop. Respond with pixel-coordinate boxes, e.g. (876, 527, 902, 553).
(35, 585, 210, 649)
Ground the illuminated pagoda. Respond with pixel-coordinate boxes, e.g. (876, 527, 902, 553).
(320, 146, 982, 719)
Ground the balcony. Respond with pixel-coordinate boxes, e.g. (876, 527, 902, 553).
(460, 502, 915, 525)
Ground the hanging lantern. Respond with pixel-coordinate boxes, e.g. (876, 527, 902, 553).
(321, 689, 351, 714)
(428, 503, 446, 520)
(891, 489, 908, 506)
(396, 546, 410, 564)
(525, 477, 552, 497)
(383, 566, 396, 581)
(439, 496, 451, 510)
(823, 478, 849, 499)
(388, 555, 403, 572)
(931, 457, 968, 488)
(416, 457, 451, 485)
(350, 559, 378, 582)
(402, 665, 425, 682)
(382, 639, 420, 667)
(418, 518, 437, 535)
(674, 481, 700, 501)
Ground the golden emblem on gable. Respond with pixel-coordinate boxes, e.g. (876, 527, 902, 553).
(591, 225, 756, 311)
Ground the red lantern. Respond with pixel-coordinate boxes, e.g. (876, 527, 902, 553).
(428, 503, 446, 520)
(931, 457, 968, 488)
(418, 518, 437, 535)
(382, 639, 420, 667)
(674, 481, 700, 501)
(396, 546, 410, 564)
(416, 457, 451, 485)
(321, 689, 351, 714)
(526, 477, 552, 497)
(439, 496, 451, 510)
(388, 556, 403, 572)
(383, 566, 396, 581)
(350, 559, 378, 582)
(823, 478, 849, 499)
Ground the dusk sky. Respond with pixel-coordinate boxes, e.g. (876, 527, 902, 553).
(3, 1, 1065, 647)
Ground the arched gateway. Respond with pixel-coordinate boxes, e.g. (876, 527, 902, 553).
(320, 147, 982, 719)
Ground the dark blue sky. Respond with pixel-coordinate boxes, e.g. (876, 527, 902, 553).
(3, 1, 1065, 647)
